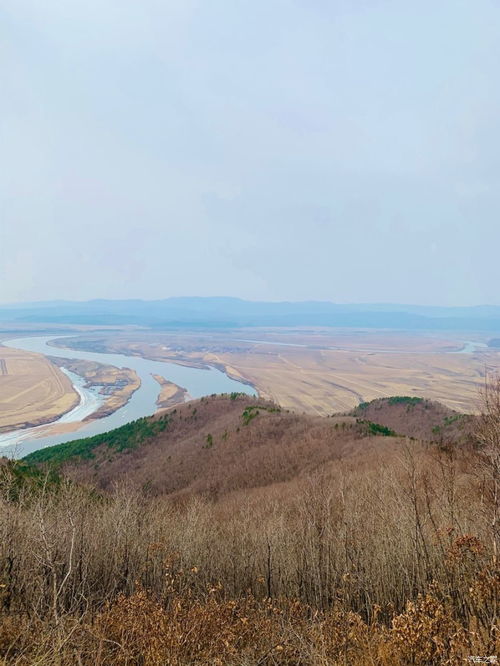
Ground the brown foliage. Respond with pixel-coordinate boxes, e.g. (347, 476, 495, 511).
(0, 389, 499, 663)
(353, 397, 475, 442)
(60, 395, 395, 499)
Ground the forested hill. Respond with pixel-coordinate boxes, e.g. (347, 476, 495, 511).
(24, 393, 473, 499)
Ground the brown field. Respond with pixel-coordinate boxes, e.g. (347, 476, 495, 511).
(207, 346, 494, 414)
(0, 347, 78, 432)
(55, 329, 500, 414)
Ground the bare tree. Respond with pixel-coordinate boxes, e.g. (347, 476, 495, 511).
(476, 372, 500, 568)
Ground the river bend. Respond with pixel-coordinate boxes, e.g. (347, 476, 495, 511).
(0, 336, 255, 457)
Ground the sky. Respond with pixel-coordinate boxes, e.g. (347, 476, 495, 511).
(1, 0, 500, 306)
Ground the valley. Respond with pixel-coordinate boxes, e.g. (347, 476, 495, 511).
(1, 323, 499, 456)
(3, 0, 498, 656)
(1, 317, 499, 662)
(53, 328, 499, 414)
(0, 334, 256, 454)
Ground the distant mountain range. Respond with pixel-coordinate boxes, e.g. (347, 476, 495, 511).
(1, 297, 500, 331)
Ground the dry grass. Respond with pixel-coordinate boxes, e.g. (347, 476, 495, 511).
(0, 347, 78, 432)
(54, 329, 500, 415)
(0, 375, 499, 664)
(210, 347, 491, 414)
(0, 434, 498, 664)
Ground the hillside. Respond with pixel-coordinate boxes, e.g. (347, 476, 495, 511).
(23, 393, 471, 499)
(351, 395, 475, 441)
(6, 393, 498, 664)
(25, 394, 403, 498)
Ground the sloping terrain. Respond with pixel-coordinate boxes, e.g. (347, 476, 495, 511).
(23, 393, 471, 499)
(351, 395, 475, 441)
(6, 393, 495, 664)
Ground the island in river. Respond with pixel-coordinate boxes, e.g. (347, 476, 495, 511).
(48, 357, 142, 420)
(0, 335, 256, 456)
(152, 374, 189, 409)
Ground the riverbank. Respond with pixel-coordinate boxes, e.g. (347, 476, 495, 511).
(47, 336, 259, 390)
(152, 374, 189, 408)
(0, 346, 80, 433)
(48, 357, 141, 420)
(0, 336, 255, 456)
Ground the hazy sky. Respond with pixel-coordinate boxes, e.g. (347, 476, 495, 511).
(2, 1, 500, 305)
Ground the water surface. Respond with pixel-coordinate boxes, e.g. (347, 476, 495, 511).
(0, 336, 255, 457)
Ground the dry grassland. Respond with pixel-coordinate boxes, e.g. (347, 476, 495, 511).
(51, 330, 500, 415)
(207, 347, 495, 414)
(0, 347, 78, 432)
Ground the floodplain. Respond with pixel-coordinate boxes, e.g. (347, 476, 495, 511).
(54, 328, 500, 414)
(0, 346, 78, 432)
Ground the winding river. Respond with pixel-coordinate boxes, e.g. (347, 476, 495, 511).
(0, 335, 489, 458)
(0, 336, 255, 457)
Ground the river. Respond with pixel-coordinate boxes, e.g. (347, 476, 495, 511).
(0, 336, 255, 457)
